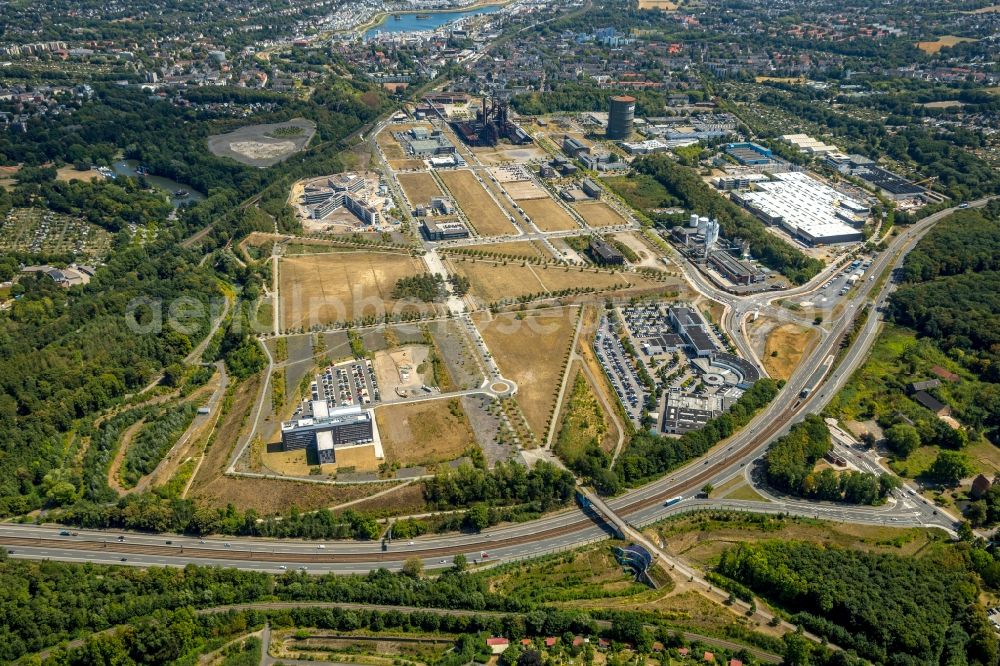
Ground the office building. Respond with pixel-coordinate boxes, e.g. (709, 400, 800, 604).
(281, 402, 377, 464)
(422, 219, 470, 241)
(590, 237, 625, 265)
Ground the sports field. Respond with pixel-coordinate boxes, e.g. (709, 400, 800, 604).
(573, 201, 629, 228)
(519, 198, 580, 232)
(440, 170, 517, 236)
(397, 172, 443, 207)
(279, 251, 434, 330)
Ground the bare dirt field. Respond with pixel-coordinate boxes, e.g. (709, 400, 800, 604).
(573, 201, 628, 228)
(749, 316, 819, 381)
(372, 344, 431, 400)
(207, 118, 316, 168)
(375, 399, 476, 467)
(612, 231, 668, 270)
(439, 170, 517, 236)
(519, 198, 580, 232)
(445, 258, 662, 304)
(762, 322, 819, 381)
(503, 180, 548, 200)
(397, 172, 443, 207)
(279, 252, 435, 330)
(475, 147, 549, 164)
(475, 307, 578, 437)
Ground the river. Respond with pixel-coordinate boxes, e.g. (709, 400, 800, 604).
(112, 160, 205, 207)
(364, 5, 500, 38)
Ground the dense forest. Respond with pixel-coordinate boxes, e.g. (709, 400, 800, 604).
(0, 553, 602, 663)
(889, 205, 1000, 423)
(763, 415, 897, 504)
(0, 189, 219, 515)
(633, 156, 823, 284)
(716, 540, 997, 665)
(0, 67, 395, 519)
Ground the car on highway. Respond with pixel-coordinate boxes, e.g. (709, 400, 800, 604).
(224, 542, 231, 548)
(481, 552, 490, 559)
(120, 557, 128, 562)
(317, 544, 326, 549)
(59, 530, 71, 536)
(278, 565, 287, 570)
(165, 540, 172, 545)
(959, 202, 969, 209)
(298, 565, 308, 571)
(117, 535, 125, 542)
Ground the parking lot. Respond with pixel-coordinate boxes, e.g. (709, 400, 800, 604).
(810, 256, 874, 308)
(595, 314, 646, 424)
(311, 359, 382, 408)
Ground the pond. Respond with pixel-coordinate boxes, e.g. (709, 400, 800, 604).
(365, 6, 500, 38)
(112, 160, 205, 207)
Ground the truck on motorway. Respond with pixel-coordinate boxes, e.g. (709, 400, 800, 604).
(665, 495, 683, 507)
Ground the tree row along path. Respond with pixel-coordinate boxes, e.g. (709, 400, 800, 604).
(32, 600, 781, 664)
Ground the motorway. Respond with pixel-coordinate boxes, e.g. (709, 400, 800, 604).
(3, 192, 990, 574)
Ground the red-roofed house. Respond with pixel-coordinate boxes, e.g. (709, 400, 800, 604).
(487, 638, 510, 655)
(678, 647, 690, 657)
(703, 652, 715, 663)
(652, 642, 665, 652)
(520, 639, 533, 647)
(572, 636, 586, 647)
(544, 637, 558, 648)
(729, 660, 743, 666)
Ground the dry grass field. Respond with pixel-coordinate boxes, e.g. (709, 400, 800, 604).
(193, 474, 391, 513)
(445, 258, 662, 304)
(519, 198, 580, 232)
(375, 399, 475, 467)
(638, 0, 678, 8)
(56, 166, 105, 182)
(447, 260, 547, 303)
(573, 201, 628, 228)
(279, 251, 433, 330)
(389, 159, 426, 171)
(453, 240, 546, 260)
(916, 35, 977, 53)
(376, 127, 409, 159)
(397, 172, 443, 206)
(475, 308, 577, 436)
(439, 170, 517, 236)
(762, 322, 819, 381)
